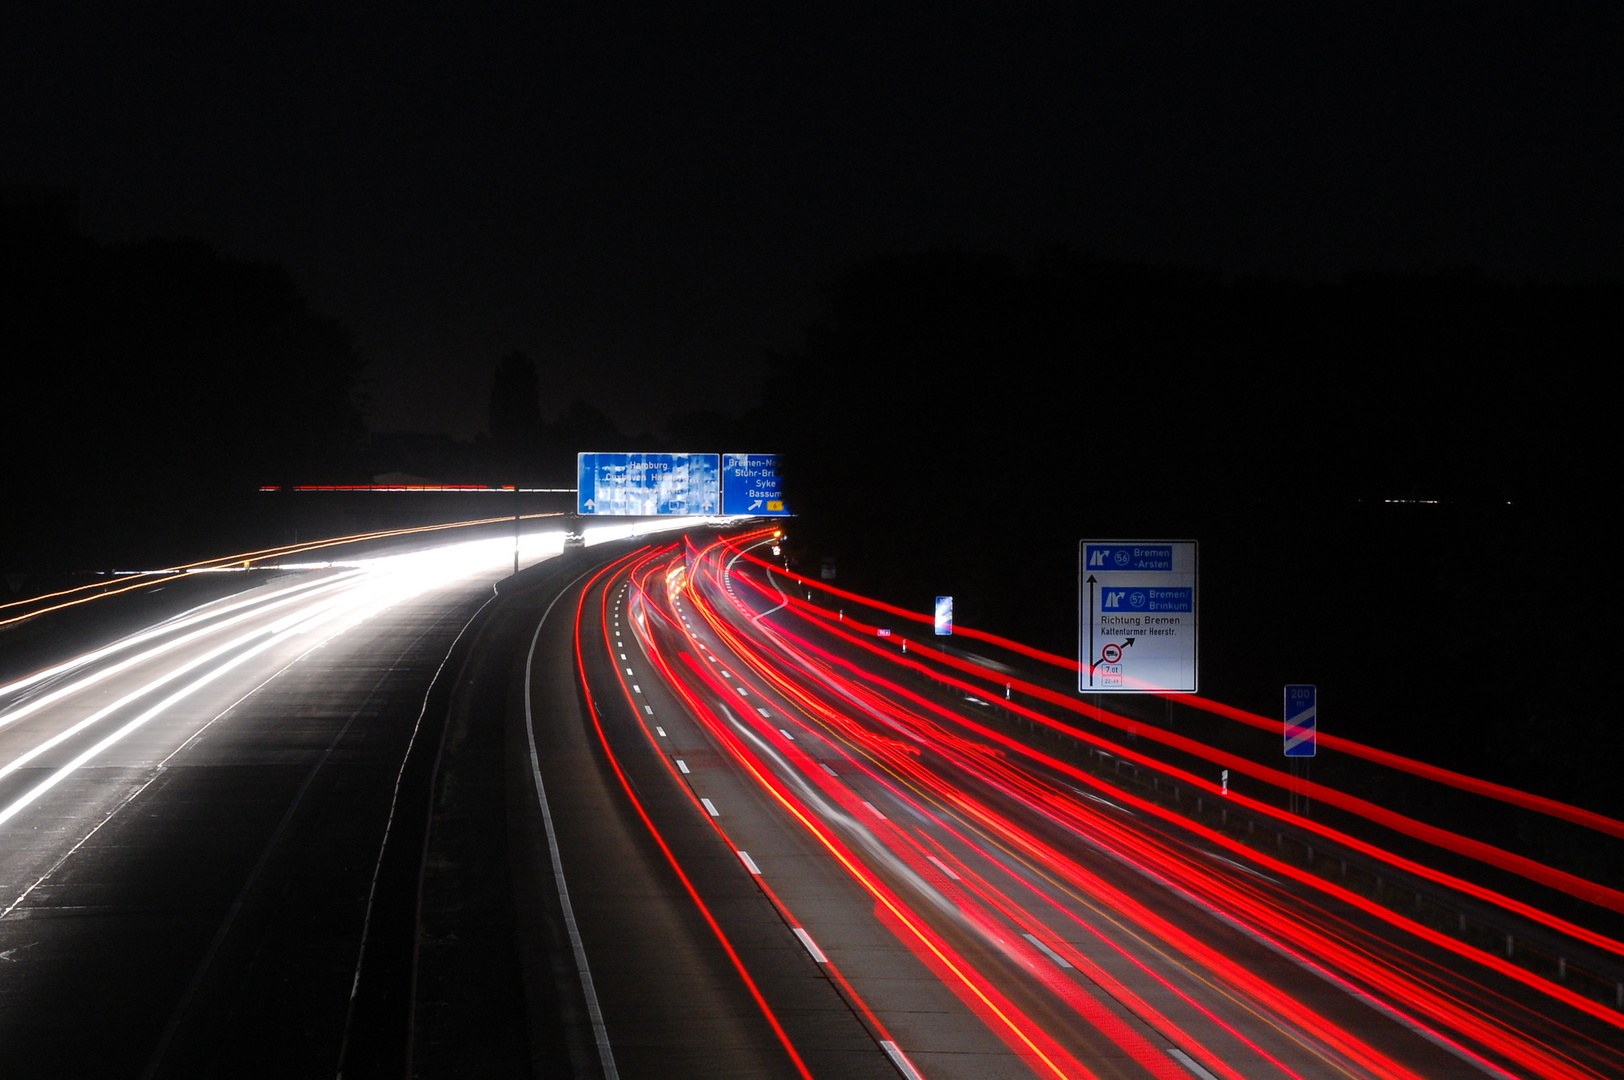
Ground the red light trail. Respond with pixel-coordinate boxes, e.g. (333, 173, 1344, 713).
(565, 528, 1624, 1080)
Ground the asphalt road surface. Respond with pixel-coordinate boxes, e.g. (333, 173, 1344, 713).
(4, 522, 1622, 1080)
(0, 531, 560, 1076)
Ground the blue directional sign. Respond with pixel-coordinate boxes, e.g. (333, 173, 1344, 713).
(577, 453, 720, 516)
(721, 453, 790, 516)
(1284, 684, 1317, 757)
(1079, 540, 1198, 693)
(1084, 544, 1176, 572)
(1099, 587, 1193, 613)
(934, 596, 953, 636)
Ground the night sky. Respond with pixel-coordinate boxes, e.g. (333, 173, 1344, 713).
(6, 3, 1621, 438)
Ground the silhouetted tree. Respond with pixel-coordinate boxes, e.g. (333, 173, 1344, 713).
(551, 399, 627, 454)
(763, 247, 1621, 812)
(2, 234, 366, 568)
(488, 349, 544, 451)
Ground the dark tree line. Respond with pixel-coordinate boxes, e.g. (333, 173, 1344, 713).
(480, 349, 769, 488)
(2, 231, 366, 569)
(762, 248, 1619, 816)
(483, 349, 634, 486)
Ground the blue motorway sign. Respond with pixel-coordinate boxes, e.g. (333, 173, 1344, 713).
(577, 453, 720, 515)
(1098, 586, 1192, 613)
(1084, 544, 1175, 572)
(1284, 684, 1317, 757)
(721, 453, 789, 516)
(934, 596, 953, 636)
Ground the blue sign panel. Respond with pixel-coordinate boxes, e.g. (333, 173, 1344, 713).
(1284, 684, 1317, 757)
(577, 453, 720, 515)
(1099, 586, 1193, 613)
(934, 596, 953, 636)
(1084, 545, 1174, 572)
(721, 453, 790, 516)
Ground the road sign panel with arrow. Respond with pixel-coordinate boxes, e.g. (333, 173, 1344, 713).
(1079, 540, 1198, 693)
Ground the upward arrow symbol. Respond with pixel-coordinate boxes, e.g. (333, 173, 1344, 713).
(1086, 574, 1097, 687)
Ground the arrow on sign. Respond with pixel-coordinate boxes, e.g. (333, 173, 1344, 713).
(1086, 574, 1096, 686)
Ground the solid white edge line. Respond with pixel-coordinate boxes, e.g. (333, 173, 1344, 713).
(339, 583, 503, 1075)
(1021, 932, 1075, 969)
(879, 1040, 926, 1080)
(792, 927, 827, 963)
(526, 568, 620, 1080)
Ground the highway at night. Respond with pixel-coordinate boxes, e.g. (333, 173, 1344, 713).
(551, 528, 1624, 1080)
(1, 521, 1621, 1079)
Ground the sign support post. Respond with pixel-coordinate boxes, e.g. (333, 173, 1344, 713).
(1284, 684, 1317, 816)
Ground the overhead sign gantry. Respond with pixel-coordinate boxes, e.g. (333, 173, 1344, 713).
(721, 453, 789, 516)
(577, 453, 720, 516)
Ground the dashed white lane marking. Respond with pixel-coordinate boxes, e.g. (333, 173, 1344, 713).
(1022, 933, 1075, 969)
(1168, 1048, 1222, 1080)
(619, 653, 627, 660)
(701, 798, 719, 817)
(778, 728, 795, 741)
(676, 760, 690, 774)
(880, 1041, 926, 1080)
(655, 727, 667, 737)
(757, 707, 771, 718)
(926, 855, 961, 880)
(643, 705, 654, 716)
(735, 686, 747, 696)
(792, 928, 827, 963)
(633, 685, 642, 694)
(862, 801, 887, 819)
(624, 668, 633, 676)
(819, 763, 838, 777)
(737, 850, 761, 875)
